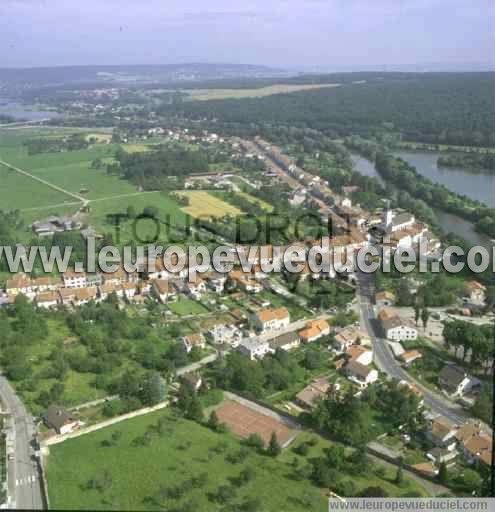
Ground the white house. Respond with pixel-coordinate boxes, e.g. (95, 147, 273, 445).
(379, 310, 418, 341)
(238, 338, 272, 360)
(252, 307, 290, 333)
(345, 345, 373, 366)
(345, 361, 378, 389)
(63, 270, 88, 288)
(207, 324, 243, 347)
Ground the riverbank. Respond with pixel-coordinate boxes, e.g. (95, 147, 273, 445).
(350, 152, 494, 248)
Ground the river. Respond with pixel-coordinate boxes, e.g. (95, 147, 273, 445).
(395, 150, 495, 208)
(351, 152, 494, 248)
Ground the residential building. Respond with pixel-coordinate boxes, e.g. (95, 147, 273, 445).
(438, 365, 475, 397)
(43, 405, 82, 435)
(379, 309, 418, 341)
(425, 416, 457, 450)
(207, 273, 227, 293)
(152, 279, 175, 303)
(334, 327, 370, 352)
(207, 324, 243, 347)
(58, 288, 77, 306)
(35, 291, 59, 309)
(461, 432, 492, 466)
(295, 378, 333, 410)
(238, 338, 271, 360)
(299, 319, 330, 343)
(32, 276, 61, 292)
(5, 273, 34, 296)
(399, 350, 422, 366)
(181, 333, 206, 353)
(427, 447, 457, 466)
(63, 270, 88, 288)
(269, 331, 300, 352)
(185, 277, 207, 300)
(345, 345, 373, 366)
(345, 360, 378, 389)
(228, 270, 263, 293)
(252, 307, 290, 333)
(73, 287, 98, 306)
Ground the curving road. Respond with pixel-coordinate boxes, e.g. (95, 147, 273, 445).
(356, 270, 468, 425)
(0, 374, 44, 509)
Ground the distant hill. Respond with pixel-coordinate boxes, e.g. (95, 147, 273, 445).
(0, 63, 291, 87)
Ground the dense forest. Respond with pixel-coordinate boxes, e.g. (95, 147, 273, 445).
(437, 153, 495, 172)
(165, 73, 495, 147)
(112, 146, 209, 190)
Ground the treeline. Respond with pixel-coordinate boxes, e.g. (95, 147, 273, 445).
(0, 114, 15, 124)
(0, 209, 23, 271)
(112, 146, 209, 190)
(164, 73, 495, 147)
(438, 153, 495, 173)
(23, 134, 89, 155)
(442, 320, 494, 374)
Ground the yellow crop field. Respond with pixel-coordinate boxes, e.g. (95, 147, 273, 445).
(122, 143, 151, 153)
(177, 191, 242, 218)
(185, 83, 340, 101)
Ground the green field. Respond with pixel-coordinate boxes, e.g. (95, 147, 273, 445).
(46, 410, 427, 511)
(87, 191, 188, 244)
(167, 297, 210, 316)
(0, 164, 72, 210)
(0, 130, 141, 209)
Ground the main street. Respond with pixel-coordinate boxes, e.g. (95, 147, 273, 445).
(356, 270, 468, 425)
(0, 374, 44, 509)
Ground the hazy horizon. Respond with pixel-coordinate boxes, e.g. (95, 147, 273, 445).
(1, 0, 494, 70)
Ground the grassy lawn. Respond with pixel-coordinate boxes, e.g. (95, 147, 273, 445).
(46, 410, 428, 510)
(46, 410, 328, 511)
(167, 297, 210, 316)
(176, 190, 243, 219)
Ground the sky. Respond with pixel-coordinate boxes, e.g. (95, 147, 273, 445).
(0, 0, 494, 70)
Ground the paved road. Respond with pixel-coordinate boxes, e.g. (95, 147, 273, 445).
(0, 375, 44, 509)
(356, 271, 467, 425)
(175, 353, 219, 377)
